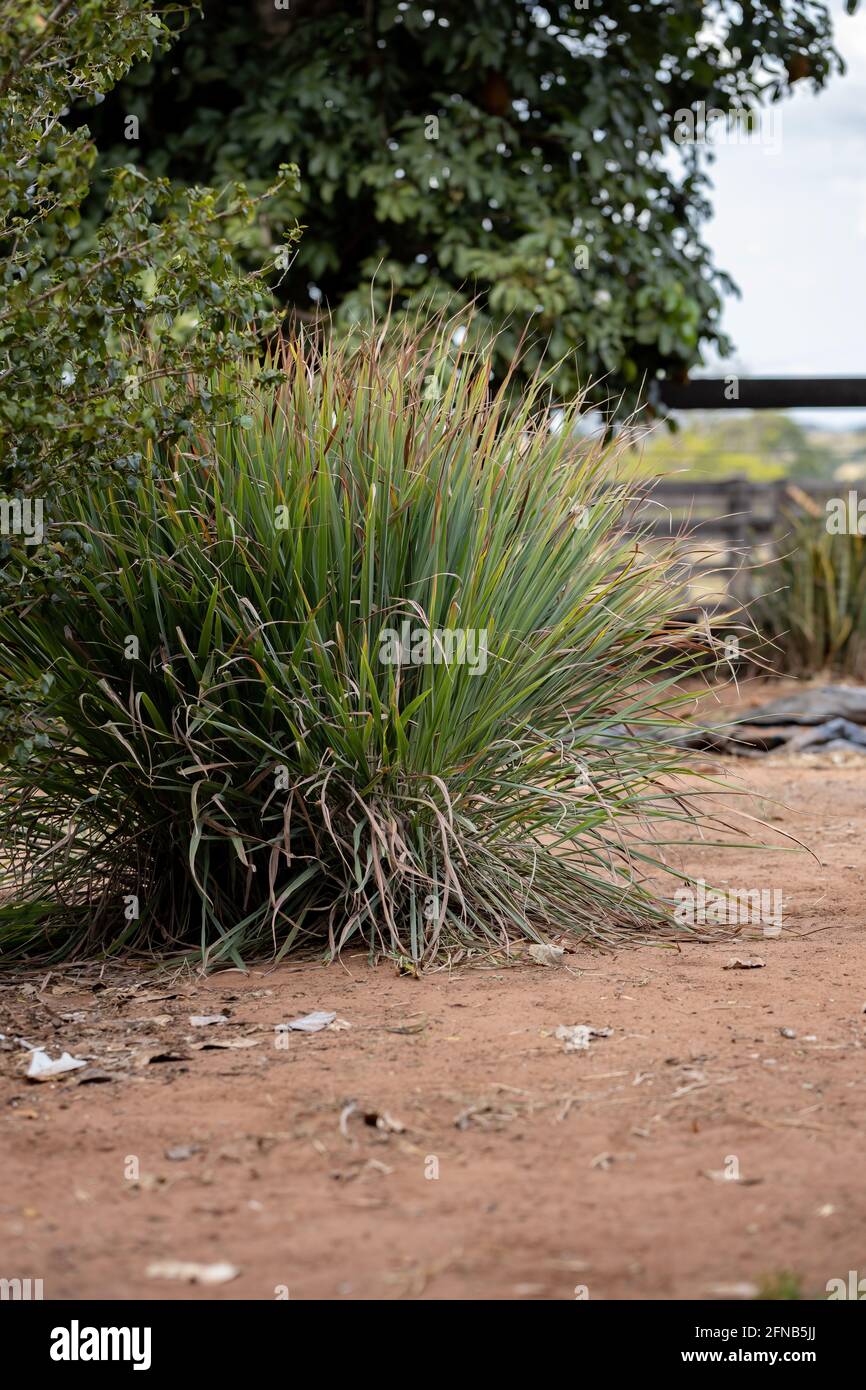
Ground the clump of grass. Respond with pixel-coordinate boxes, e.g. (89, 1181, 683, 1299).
(0, 325, 727, 966)
(752, 499, 866, 678)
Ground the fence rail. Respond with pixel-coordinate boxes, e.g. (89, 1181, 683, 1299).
(655, 377, 866, 410)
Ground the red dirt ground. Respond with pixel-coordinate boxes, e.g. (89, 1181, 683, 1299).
(2, 681, 865, 1301)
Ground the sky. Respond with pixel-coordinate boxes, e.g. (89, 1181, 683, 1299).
(700, 0, 866, 428)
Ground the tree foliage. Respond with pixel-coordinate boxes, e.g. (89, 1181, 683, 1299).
(85, 0, 853, 409)
(0, 0, 300, 501)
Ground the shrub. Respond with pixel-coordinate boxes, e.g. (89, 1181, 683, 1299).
(0, 0, 299, 504)
(0, 327, 719, 966)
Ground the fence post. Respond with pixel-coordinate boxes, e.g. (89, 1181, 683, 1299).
(727, 474, 752, 607)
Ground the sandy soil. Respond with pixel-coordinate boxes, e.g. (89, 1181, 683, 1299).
(2, 684, 866, 1301)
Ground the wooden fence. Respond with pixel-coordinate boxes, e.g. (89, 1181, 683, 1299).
(626, 475, 836, 610)
(639, 378, 865, 611)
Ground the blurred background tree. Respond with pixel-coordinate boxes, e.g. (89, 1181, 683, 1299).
(82, 0, 853, 413)
(635, 410, 866, 480)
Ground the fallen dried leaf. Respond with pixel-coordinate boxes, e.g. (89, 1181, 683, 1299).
(26, 1048, 87, 1082)
(275, 1011, 336, 1034)
(146, 1260, 239, 1285)
(365, 1110, 406, 1134)
(165, 1144, 201, 1162)
(708, 1282, 759, 1299)
(702, 1170, 763, 1186)
(339, 1100, 358, 1139)
(528, 943, 564, 968)
(385, 1016, 427, 1035)
(133, 1049, 188, 1068)
(555, 1024, 612, 1053)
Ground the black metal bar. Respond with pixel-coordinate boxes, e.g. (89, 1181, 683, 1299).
(656, 377, 866, 410)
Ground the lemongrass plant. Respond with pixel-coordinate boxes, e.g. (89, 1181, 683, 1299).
(0, 325, 728, 966)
